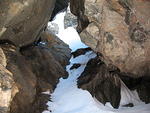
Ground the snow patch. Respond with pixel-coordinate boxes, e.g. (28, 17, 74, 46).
(44, 10, 150, 113)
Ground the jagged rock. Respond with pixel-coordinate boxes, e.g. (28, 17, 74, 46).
(0, 0, 56, 47)
(47, 23, 59, 35)
(31, 93, 50, 113)
(50, 0, 69, 20)
(70, 63, 81, 70)
(40, 32, 71, 67)
(136, 76, 150, 104)
(70, 0, 150, 77)
(0, 34, 70, 113)
(21, 45, 68, 90)
(1, 44, 37, 113)
(0, 47, 18, 113)
(64, 8, 78, 29)
(71, 47, 92, 58)
(78, 57, 121, 108)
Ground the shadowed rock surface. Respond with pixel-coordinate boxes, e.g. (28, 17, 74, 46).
(40, 32, 71, 67)
(71, 47, 92, 58)
(0, 32, 71, 113)
(78, 54, 150, 108)
(51, 0, 69, 20)
(78, 56, 121, 108)
(0, 0, 71, 112)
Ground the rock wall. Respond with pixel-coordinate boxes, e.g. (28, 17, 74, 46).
(0, 0, 71, 113)
(70, 0, 150, 78)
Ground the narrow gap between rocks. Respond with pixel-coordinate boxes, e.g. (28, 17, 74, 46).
(41, 5, 150, 113)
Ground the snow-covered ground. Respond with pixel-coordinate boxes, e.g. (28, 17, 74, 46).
(43, 10, 150, 113)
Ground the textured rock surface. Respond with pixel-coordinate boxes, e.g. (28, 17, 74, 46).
(0, 32, 71, 113)
(1, 44, 37, 113)
(40, 32, 71, 67)
(0, 47, 18, 113)
(0, 1, 71, 113)
(64, 9, 78, 29)
(78, 56, 121, 108)
(0, 0, 56, 47)
(21, 45, 68, 90)
(70, 0, 150, 77)
(50, 0, 69, 20)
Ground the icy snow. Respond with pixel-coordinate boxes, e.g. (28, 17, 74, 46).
(43, 10, 150, 113)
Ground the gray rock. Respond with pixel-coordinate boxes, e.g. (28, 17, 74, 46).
(0, 0, 56, 47)
(64, 8, 78, 29)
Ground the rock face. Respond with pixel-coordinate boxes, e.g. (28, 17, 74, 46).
(70, 0, 150, 77)
(0, 1, 71, 113)
(0, 0, 56, 47)
(1, 44, 37, 113)
(40, 32, 71, 67)
(0, 48, 18, 113)
(78, 56, 121, 108)
(51, 0, 69, 20)
(0, 31, 70, 113)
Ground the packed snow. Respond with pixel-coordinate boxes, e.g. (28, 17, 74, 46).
(43, 9, 150, 113)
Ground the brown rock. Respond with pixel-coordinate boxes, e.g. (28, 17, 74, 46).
(70, 0, 150, 77)
(78, 57, 121, 108)
(1, 44, 37, 113)
(0, 0, 56, 47)
(0, 47, 18, 113)
(21, 45, 68, 91)
(0, 39, 70, 113)
(40, 32, 71, 67)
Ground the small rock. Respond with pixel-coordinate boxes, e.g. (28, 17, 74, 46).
(70, 63, 81, 70)
(71, 47, 92, 58)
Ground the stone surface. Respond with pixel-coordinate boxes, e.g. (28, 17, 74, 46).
(0, 0, 56, 47)
(1, 45, 37, 113)
(21, 45, 68, 90)
(71, 47, 92, 58)
(0, 32, 70, 113)
(70, 0, 150, 77)
(64, 8, 78, 29)
(50, 0, 69, 20)
(40, 32, 71, 67)
(78, 56, 121, 108)
(0, 47, 18, 113)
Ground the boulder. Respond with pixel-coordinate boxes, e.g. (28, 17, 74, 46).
(0, 0, 56, 47)
(70, 0, 150, 77)
(78, 56, 121, 108)
(40, 32, 71, 67)
(21, 45, 68, 90)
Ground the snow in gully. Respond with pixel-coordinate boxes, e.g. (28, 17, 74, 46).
(43, 10, 150, 113)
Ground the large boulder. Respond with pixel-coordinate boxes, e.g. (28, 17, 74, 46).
(78, 56, 121, 108)
(70, 0, 150, 77)
(0, 0, 56, 47)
